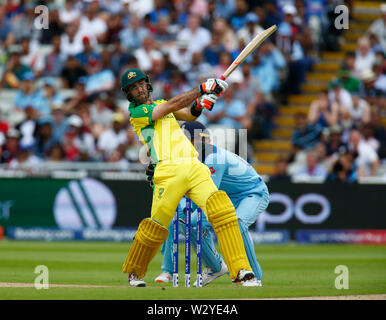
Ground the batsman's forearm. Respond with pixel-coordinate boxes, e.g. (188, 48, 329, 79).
(168, 88, 201, 112)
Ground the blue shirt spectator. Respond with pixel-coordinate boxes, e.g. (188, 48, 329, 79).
(292, 112, 323, 151)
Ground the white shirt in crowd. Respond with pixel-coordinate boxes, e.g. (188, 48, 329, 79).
(328, 88, 353, 111)
(177, 27, 211, 53)
(97, 129, 127, 156)
(79, 16, 108, 40)
(354, 51, 375, 75)
(134, 48, 163, 72)
(351, 140, 379, 176)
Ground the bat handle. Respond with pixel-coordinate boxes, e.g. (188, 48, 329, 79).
(219, 75, 225, 80)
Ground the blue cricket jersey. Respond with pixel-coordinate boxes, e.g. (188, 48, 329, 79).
(204, 145, 267, 206)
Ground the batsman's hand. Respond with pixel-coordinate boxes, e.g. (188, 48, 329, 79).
(145, 163, 155, 188)
(200, 93, 218, 111)
(199, 78, 228, 96)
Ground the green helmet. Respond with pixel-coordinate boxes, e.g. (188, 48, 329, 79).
(121, 68, 153, 102)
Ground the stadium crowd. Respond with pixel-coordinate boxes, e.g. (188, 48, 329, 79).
(0, 0, 385, 183)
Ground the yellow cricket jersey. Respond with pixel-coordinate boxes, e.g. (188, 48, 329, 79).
(129, 99, 198, 163)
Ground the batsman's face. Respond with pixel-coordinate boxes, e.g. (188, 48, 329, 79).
(129, 80, 150, 104)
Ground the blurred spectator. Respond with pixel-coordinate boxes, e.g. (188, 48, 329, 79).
(32, 117, 58, 159)
(308, 90, 339, 128)
(125, 0, 154, 19)
(360, 69, 382, 101)
(373, 57, 386, 93)
(361, 124, 380, 153)
(148, 0, 170, 24)
(337, 69, 361, 94)
(234, 61, 261, 105)
(46, 143, 66, 162)
(278, 21, 306, 95)
(14, 72, 39, 111)
(229, 0, 249, 31)
(1, 50, 31, 89)
(169, 71, 190, 97)
(236, 12, 264, 44)
(177, 14, 211, 53)
(65, 114, 96, 160)
(9, 2, 41, 43)
(367, 4, 386, 53)
(9, 145, 41, 170)
(133, 35, 163, 72)
(291, 112, 323, 154)
(51, 104, 68, 144)
(354, 37, 375, 76)
(40, 8, 65, 45)
(78, 0, 108, 43)
(17, 106, 38, 149)
(341, 51, 360, 79)
(84, 59, 115, 95)
(60, 23, 86, 57)
(261, 2, 282, 29)
(0, 6, 14, 49)
(19, 37, 44, 77)
(213, 51, 241, 81)
(326, 152, 357, 183)
(105, 13, 124, 44)
(369, 111, 386, 160)
(201, 0, 217, 31)
(154, 15, 176, 46)
(270, 157, 291, 182)
(97, 113, 128, 159)
(61, 56, 87, 89)
(59, 0, 81, 24)
(90, 92, 114, 129)
(323, 125, 347, 157)
(348, 129, 379, 178)
(168, 36, 193, 73)
(185, 52, 212, 87)
(204, 32, 226, 66)
(328, 79, 353, 113)
(294, 149, 328, 180)
(119, 15, 149, 51)
(62, 79, 88, 113)
(124, 126, 142, 163)
(0, 128, 21, 164)
(107, 149, 129, 169)
(110, 39, 134, 77)
(44, 35, 67, 77)
(348, 91, 371, 126)
(252, 41, 286, 95)
(200, 86, 246, 130)
(33, 78, 65, 118)
(212, 17, 238, 52)
(75, 36, 101, 65)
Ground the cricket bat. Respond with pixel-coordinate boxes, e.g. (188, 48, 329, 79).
(220, 25, 278, 81)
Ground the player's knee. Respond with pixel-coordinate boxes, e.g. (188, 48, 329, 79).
(136, 218, 169, 246)
(206, 191, 237, 228)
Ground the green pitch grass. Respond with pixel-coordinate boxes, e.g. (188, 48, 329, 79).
(0, 240, 385, 300)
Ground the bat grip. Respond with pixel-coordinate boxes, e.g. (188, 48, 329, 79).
(219, 75, 225, 80)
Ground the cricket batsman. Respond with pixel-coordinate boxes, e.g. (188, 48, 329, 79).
(150, 121, 270, 287)
(120, 68, 259, 287)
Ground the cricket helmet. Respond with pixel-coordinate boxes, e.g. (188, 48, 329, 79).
(121, 68, 153, 102)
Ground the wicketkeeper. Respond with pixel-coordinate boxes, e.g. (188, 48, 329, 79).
(120, 68, 259, 287)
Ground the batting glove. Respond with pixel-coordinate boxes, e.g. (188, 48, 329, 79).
(199, 78, 228, 96)
(199, 93, 218, 111)
(145, 163, 155, 188)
